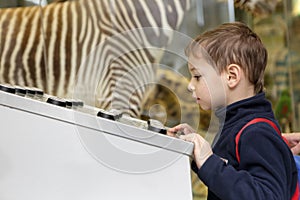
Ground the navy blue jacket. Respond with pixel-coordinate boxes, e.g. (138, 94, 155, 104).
(192, 93, 298, 200)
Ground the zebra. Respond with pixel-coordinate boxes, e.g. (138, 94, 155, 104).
(0, 0, 192, 117)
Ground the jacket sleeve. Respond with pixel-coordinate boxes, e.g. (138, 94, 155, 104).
(195, 123, 297, 200)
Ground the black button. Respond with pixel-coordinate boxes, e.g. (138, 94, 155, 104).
(46, 97, 67, 107)
(148, 119, 167, 134)
(0, 84, 15, 94)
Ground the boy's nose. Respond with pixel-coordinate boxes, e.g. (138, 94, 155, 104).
(187, 82, 195, 92)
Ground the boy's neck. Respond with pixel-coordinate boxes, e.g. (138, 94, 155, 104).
(226, 84, 255, 106)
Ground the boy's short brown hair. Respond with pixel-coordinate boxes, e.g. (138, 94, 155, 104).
(185, 22, 268, 94)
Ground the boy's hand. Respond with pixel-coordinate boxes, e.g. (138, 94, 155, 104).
(282, 133, 300, 155)
(179, 133, 213, 169)
(167, 123, 196, 137)
(167, 123, 213, 169)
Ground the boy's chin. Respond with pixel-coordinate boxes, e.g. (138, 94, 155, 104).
(199, 104, 211, 111)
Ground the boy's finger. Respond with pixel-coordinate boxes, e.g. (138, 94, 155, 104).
(291, 143, 300, 155)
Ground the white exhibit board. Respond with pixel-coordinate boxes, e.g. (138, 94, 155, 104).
(0, 89, 194, 200)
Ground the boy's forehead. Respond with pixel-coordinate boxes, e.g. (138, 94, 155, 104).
(188, 55, 211, 71)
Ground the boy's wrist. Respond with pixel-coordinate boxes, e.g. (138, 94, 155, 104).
(196, 149, 213, 169)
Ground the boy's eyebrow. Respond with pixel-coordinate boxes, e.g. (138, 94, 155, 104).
(188, 63, 195, 70)
(189, 64, 196, 71)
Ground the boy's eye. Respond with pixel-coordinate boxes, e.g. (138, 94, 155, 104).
(193, 75, 201, 81)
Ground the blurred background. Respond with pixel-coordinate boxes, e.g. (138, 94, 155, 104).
(1, 0, 300, 199)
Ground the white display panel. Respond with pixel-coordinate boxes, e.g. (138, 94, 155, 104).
(0, 90, 194, 200)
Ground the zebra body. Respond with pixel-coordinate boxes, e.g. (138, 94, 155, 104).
(0, 0, 191, 116)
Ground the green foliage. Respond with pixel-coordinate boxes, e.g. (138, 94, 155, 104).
(275, 89, 292, 124)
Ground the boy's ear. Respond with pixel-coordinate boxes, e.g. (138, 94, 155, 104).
(225, 64, 241, 88)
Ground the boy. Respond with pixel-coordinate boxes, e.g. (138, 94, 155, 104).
(168, 22, 298, 199)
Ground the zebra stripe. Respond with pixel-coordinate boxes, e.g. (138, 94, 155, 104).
(0, 0, 191, 116)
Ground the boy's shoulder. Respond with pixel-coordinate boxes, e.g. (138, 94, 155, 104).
(235, 117, 279, 137)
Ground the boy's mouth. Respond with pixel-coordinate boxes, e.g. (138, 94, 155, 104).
(194, 96, 200, 103)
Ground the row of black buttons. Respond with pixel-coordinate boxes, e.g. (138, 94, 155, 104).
(97, 109, 167, 134)
(0, 84, 43, 98)
(46, 97, 84, 108)
(0, 84, 166, 134)
(0, 84, 84, 109)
